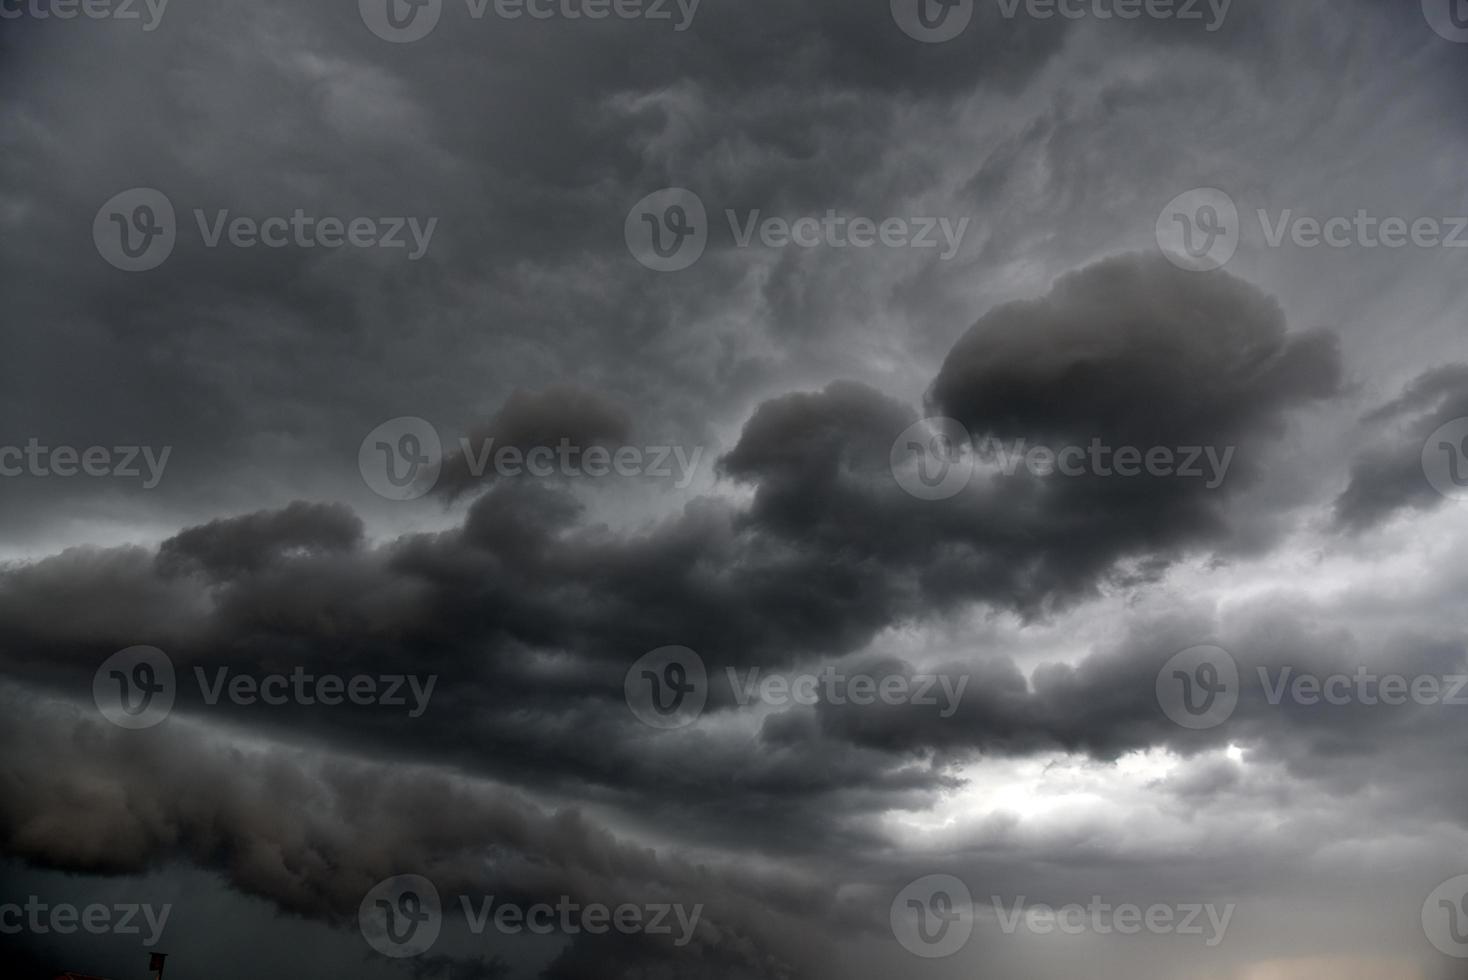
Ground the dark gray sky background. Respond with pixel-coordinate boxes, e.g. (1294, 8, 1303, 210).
(4, 1, 1468, 978)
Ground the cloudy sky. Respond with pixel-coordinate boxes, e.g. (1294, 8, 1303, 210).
(5, 0, 1468, 977)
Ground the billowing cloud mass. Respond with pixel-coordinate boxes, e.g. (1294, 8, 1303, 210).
(4, 2, 1468, 979)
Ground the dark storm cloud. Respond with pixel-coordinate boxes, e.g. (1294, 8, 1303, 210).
(929, 254, 1340, 450)
(0, 254, 1348, 848)
(0, 0, 1078, 551)
(435, 385, 633, 498)
(156, 500, 365, 580)
(6, 2, 1465, 976)
(808, 598, 1468, 780)
(1333, 364, 1468, 531)
(0, 688, 838, 980)
(731, 253, 1341, 613)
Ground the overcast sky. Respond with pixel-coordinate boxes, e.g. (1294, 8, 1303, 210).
(5, 1, 1468, 978)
